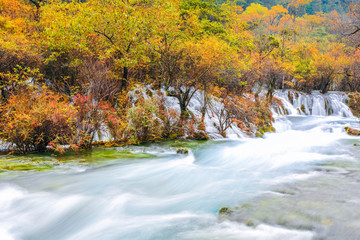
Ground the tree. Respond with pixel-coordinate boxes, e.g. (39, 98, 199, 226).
(179, 37, 241, 118)
(252, 33, 280, 98)
(313, 44, 351, 93)
(0, 0, 41, 101)
(264, 5, 289, 33)
(28, 0, 43, 21)
(344, 0, 360, 48)
(180, 0, 227, 36)
(282, 0, 313, 22)
(41, 0, 149, 92)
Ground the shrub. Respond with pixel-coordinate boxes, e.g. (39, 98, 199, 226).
(219, 95, 274, 137)
(100, 102, 128, 141)
(72, 94, 124, 149)
(0, 88, 76, 153)
(126, 97, 164, 143)
(157, 96, 181, 138)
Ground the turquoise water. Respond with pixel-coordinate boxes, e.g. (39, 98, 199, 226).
(0, 114, 360, 240)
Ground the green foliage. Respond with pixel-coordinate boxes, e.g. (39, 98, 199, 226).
(180, 0, 228, 35)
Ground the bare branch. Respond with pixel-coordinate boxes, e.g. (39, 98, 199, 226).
(29, 0, 40, 8)
(94, 30, 115, 45)
(344, 25, 360, 36)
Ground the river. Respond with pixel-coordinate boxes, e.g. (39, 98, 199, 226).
(0, 90, 359, 240)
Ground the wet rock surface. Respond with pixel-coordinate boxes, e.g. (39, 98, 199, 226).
(345, 127, 360, 136)
(226, 160, 360, 240)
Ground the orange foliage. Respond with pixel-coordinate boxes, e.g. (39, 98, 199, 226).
(0, 88, 77, 153)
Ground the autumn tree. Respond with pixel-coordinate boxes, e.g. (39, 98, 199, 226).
(281, 0, 313, 22)
(344, 0, 360, 48)
(28, 0, 43, 21)
(41, 0, 150, 96)
(251, 33, 280, 99)
(313, 44, 351, 93)
(0, 0, 41, 102)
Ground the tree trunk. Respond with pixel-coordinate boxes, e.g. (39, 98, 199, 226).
(320, 76, 331, 94)
(122, 66, 128, 90)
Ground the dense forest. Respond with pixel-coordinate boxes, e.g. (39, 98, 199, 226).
(218, 0, 350, 14)
(0, 0, 359, 153)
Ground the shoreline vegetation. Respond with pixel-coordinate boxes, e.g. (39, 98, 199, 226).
(0, 139, 212, 172)
(1, 0, 360, 155)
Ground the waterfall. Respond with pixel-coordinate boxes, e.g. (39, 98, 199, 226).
(273, 90, 354, 118)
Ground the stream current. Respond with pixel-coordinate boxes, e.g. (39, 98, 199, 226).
(1, 90, 360, 240)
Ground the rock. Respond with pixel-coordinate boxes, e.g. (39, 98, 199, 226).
(301, 104, 306, 113)
(246, 220, 255, 227)
(176, 148, 189, 154)
(345, 127, 360, 136)
(219, 207, 232, 215)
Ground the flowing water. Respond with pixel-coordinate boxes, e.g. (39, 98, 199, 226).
(1, 90, 360, 240)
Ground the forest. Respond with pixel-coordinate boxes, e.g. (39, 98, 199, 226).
(0, 0, 359, 153)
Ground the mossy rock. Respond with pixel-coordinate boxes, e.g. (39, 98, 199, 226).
(264, 126, 275, 133)
(219, 207, 232, 215)
(176, 148, 189, 154)
(256, 124, 275, 138)
(300, 104, 306, 113)
(246, 220, 255, 227)
(256, 129, 265, 137)
(345, 127, 360, 136)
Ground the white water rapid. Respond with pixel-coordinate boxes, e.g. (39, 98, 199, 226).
(0, 90, 359, 240)
(273, 90, 353, 117)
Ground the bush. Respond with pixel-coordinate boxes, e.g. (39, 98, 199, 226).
(126, 97, 164, 143)
(0, 89, 76, 153)
(72, 94, 126, 149)
(100, 101, 128, 141)
(157, 96, 181, 138)
(222, 95, 274, 137)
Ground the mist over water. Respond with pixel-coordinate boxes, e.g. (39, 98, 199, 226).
(1, 90, 360, 240)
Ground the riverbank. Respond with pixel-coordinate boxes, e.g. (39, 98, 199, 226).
(1, 110, 359, 239)
(0, 86, 276, 155)
(1, 89, 356, 163)
(0, 139, 213, 173)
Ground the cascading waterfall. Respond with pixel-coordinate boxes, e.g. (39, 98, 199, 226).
(191, 89, 355, 138)
(92, 88, 356, 142)
(1, 90, 360, 240)
(272, 90, 353, 118)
